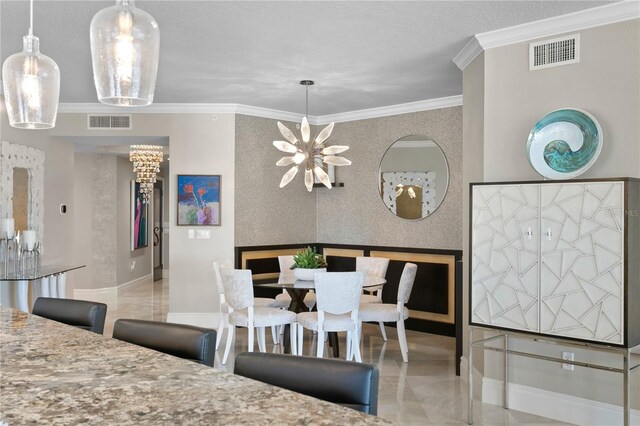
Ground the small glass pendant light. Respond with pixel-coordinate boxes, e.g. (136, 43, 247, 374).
(90, 0, 160, 107)
(2, 0, 60, 129)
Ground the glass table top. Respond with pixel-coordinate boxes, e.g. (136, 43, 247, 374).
(0, 264, 85, 281)
(254, 273, 386, 290)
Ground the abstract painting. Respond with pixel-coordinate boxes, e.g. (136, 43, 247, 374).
(177, 175, 221, 226)
(131, 181, 148, 250)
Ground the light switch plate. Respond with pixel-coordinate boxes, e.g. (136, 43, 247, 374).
(188, 229, 195, 239)
(196, 229, 211, 239)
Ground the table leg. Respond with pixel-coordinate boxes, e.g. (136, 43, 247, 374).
(283, 289, 309, 354)
(328, 332, 339, 358)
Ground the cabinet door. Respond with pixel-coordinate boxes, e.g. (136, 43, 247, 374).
(471, 185, 540, 332)
(540, 182, 624, 344)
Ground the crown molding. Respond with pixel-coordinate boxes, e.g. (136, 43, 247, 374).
(454, 1, 640, 70)
(453, 37, 483, 71)
(315, 95, 463, 125)
(58, 102, 307, 123)
(58, 95, 463, 125)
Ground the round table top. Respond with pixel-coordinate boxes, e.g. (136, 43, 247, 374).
(254, 273, 386, 290)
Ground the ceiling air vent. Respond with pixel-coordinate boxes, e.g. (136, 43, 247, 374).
(529, 34, 580, 71)
(87, 114, 132, 130)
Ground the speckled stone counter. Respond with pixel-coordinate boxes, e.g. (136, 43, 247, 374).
(0, 307, 389, 425)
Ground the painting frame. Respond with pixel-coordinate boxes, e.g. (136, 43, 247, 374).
(131, 180, 149, 251)
(177, 174, 221, 226)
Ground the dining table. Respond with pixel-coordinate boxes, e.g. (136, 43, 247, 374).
(0, 264, 85, 312)
(254, 273, 386, 356)
(0, 306, 389, 425)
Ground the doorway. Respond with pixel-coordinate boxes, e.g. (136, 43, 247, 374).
(153, 179, 163, 281)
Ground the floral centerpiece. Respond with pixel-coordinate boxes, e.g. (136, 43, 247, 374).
(291, 247, 327, 281)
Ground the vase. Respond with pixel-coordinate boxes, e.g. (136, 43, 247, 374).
(293, 267, 326, 281)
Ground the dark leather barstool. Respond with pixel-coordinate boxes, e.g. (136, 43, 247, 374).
(234, 352, 379, 415)
(32, 297, 107, 334)
(112, 319, 216, 367)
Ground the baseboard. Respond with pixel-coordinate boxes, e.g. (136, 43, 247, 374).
(167, 312, 221, 329)
(73, 274, 152, 305)
(118, 274, 152, 292)
(73, 286, 118, 306)
(482, 377, 640, 425)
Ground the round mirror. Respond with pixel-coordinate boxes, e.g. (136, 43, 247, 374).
(378, 135, 449, 220)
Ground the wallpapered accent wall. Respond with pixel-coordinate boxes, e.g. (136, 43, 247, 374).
(0, 141, 45, 250)
(235, 115, 317, 246)
(235, 107, 462, 250)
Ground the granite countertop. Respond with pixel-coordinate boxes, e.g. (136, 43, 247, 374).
(0, 307, 389, 425)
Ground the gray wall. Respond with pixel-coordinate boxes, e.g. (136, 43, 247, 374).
(235, 115, 317, 246)
(464, 20, 640, 409)
(0, 115, 76, 270)
(53, 113, 236, 315)
(483, 19, 640, 181)
(71, 154, 152, 293)
(317, 108, 463, 249)
(234, 110, 463, 251)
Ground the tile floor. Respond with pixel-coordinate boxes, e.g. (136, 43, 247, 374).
(105, 278, 568, 425)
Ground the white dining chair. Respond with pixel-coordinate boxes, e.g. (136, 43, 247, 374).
(221, 268, 297, 364)
(356, 256, 390, 340)
(297, 271, 364, 362)
(274, 255, 316, 310)
(213, 260, 281, 350)
(358, 262, 418, 363)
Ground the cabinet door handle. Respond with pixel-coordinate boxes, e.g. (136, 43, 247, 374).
(546, 228, 552, 240)
(526, 227, 533, 240)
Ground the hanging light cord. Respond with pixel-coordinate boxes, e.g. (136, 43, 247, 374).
(28, 0, 34, 35)
(305, 84, 309, 118)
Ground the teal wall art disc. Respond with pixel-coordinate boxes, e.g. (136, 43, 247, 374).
(526, 108, 603, 179)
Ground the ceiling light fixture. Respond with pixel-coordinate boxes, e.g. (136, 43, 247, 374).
(273, 80, 351, 192)
(129, 145, 163, 203)
(2, 0, 60, 129)
(90, 0, 160, 107)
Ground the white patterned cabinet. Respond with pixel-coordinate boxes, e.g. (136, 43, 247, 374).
(471, 179, 640, 347)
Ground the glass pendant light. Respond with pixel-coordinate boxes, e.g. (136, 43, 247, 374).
(90, 0, 160, 106)
(2, 0, 60, 129)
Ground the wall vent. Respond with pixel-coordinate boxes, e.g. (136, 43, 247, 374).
(529, 34, 580, 71)
(87, 114, 132, 130)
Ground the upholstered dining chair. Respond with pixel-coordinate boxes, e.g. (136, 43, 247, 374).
(221, 268, 298, 364)
(113, 319, 216, 367)
(359, 262, 418, 362)
(234, 352, 379, 415)
(274, 255, 316, 310)
(356, 256, 390, 340)
(213, 260, 283, 349)
(297, 271, 364, 362)
(32, 297, 107, 334)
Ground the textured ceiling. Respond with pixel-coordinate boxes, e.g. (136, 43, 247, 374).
(0, 1, 614, 115)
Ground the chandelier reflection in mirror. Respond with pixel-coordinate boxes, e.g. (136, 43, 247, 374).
(273, 80, 351, 192)
(129, 145, 163, 203)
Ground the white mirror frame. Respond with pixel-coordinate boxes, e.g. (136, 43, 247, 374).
(0, 141, 45, 250)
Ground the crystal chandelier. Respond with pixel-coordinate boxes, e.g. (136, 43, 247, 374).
(273, 80, 351, 192)
(2, 0, 60, 129)
(90, 0, 160, 106)
(129, 145, 163, 203)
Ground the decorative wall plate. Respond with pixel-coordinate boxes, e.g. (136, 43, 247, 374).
(526, 108, 603, 180)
